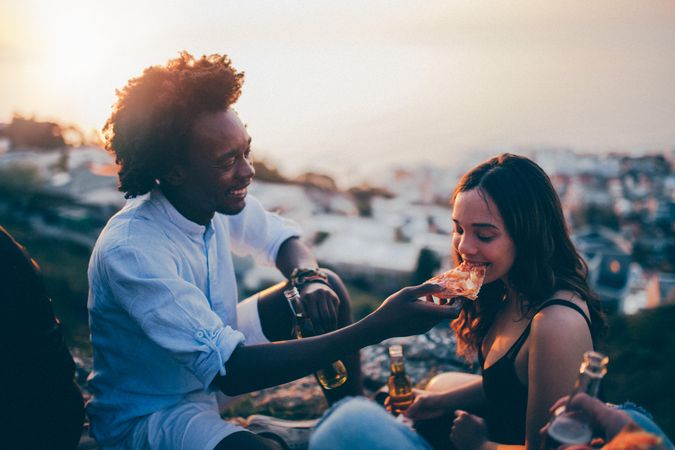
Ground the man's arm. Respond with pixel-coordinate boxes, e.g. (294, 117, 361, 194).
(275, 236, 318, 278)
(215, 282, 454, 396)
(263, 237, 341, 334)
(214, 318, 375, 396)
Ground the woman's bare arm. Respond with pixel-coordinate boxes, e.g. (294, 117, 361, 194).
(524, 305, 594, 450)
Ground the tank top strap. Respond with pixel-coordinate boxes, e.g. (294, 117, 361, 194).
(478, 341, 485, 368)
(504, 322, 533, 360)
(504, 299, 591, 360)
(535, 299, 592, 331)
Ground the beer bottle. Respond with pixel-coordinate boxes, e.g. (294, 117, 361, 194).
(543, 351, 609, 449)
(387, 344, 415, 415)
(283, 287, 348, 390)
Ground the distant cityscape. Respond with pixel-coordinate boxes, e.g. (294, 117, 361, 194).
(1, 118, 673, 316)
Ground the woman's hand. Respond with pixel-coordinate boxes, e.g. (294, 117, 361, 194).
(365, 284, 463, 341)
(450, 410, 488, 450)
(405, 389, 451, 421)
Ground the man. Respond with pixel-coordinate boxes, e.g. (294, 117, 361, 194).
(87, 52, 456, 450)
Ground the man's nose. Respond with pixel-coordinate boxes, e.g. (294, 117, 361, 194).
(237, 156, 255, 180)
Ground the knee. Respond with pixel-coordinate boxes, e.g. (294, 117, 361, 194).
(322, 269, 352, 309)
(314, 397, 391, 436)
(311, 397, 424, 450)
(425, 372, 480, 392)
(215, 431, 285, 450)
(323, 269, 345, 293)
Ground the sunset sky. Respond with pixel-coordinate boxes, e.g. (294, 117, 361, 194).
(1, 0, 674, 181)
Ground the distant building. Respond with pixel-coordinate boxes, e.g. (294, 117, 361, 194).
(646, 272, 675, 308)
(0, 137, 9, 155)
(0, 116, 66, 149)
(573, 226, 632, 313)
(589, 251, 632, 313)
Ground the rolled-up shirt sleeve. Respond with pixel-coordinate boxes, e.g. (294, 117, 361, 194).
(228, 195, 302, 265)
(101, 244, 245, 390)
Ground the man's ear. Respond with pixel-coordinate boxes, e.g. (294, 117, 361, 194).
(163, 165, 187, 186)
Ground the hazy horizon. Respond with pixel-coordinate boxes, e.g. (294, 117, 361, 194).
(1, 1, 674, 182)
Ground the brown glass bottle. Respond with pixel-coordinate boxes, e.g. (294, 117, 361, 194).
(543, 351, 609, 449)
(284, 287, 347, 390)
(387, 344, 415, 415)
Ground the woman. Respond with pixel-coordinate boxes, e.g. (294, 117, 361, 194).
(309, 153, 607, 450)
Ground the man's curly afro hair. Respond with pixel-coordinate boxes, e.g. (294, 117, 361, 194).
(103, 51, 244, 198)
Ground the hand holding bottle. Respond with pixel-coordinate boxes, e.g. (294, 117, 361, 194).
(297, 282, 340, 334)
(284, 287, 348, 390)
(542, 351, 609, 450)
(545, 394, 633, 445)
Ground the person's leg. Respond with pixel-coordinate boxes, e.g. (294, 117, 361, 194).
(615, 403, 674, 449)
(255, 270, 363, 404)
(424, 372, 480, 393)
(309, 397, 432, 450)
(413, 372, 481, 450)
(319, 269, 363, 402)
(129, 393, 255, 450)
(215, 431, 287, 450)
(256, 281, 297, 342)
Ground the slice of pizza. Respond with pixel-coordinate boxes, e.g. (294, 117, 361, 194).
(426, 262, 487, 300)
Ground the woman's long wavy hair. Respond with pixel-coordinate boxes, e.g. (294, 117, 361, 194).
(450, 153, 606, 361)
(103, 52, 244, 198)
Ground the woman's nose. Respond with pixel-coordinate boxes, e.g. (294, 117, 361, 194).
(457, 235, 477, 257)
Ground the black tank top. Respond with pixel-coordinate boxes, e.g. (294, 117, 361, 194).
(478, 299, 592, 445)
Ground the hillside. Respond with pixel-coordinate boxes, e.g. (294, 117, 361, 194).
(602, 304, 675, 439)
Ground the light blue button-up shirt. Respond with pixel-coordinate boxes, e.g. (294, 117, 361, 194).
(86, 189, 300, 446)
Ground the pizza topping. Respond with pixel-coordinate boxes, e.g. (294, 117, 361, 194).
(426, 262, 487, 300)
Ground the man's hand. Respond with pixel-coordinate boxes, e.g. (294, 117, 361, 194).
(450, 410, 488, 450)
(364, 283, 461, 341)
(299, 282, 340, 335)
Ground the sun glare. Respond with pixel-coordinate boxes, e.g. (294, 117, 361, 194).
(18, 1, 168, 131)
(33, 3, 111, 88)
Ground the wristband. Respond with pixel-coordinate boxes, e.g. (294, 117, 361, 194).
(290, 267, 329, 289)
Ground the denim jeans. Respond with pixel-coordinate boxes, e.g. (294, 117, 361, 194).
(309, 397, 673, 450)
(616, 402, 673, 449)
(309, 397, 433, 450)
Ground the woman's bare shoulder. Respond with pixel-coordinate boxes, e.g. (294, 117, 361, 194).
(530, 291, 593, 343)
(545, 290, 591, 316)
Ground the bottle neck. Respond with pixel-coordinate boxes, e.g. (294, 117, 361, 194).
(390, 357, 406, 375)
(575, 373, 603, 398)
(575, 374, 602, 397)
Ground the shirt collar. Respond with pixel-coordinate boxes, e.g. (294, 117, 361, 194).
(150, 189, 212, 237)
